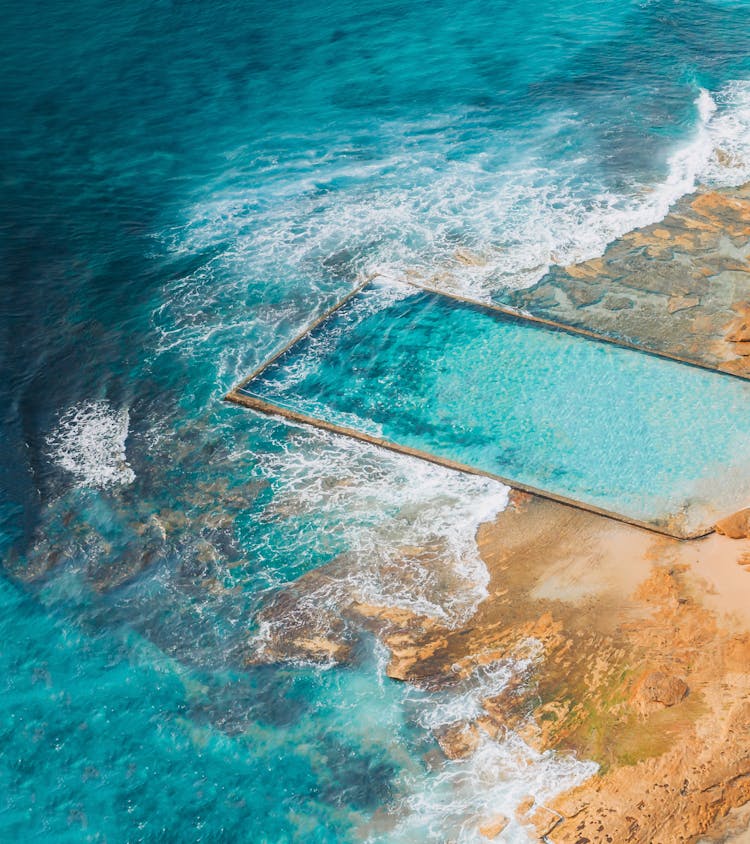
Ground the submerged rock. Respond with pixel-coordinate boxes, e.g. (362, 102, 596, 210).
(434, 721, 481, 759)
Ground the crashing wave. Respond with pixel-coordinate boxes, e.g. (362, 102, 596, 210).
(162, 79, 750, 333)
(369, 646, 597, 843)
(245, 425, 509, 651)
(47, 400, 135, 489)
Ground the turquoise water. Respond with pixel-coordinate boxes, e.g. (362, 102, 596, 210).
(239, 281, 750, 535)
(3, 0, 750, 839)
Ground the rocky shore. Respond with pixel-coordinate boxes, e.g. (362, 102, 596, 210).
(252, 490, 750, 842)
(250, 182, 750, 842)
(408, 182, 750, 381)
(495, 183, 750, 378)
(26, 179, 746, 840)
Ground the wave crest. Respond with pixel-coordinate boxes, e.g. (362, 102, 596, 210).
(163, 79, 750, 331)
(47, 401, 135, 489)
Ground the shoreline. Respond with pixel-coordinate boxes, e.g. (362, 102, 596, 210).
(454, 495, 750, 842)
(245, 180, 750, 841)
(386, 176, 750, 844)
(251, 492, 750, 841)
(390, 180, 750, 841)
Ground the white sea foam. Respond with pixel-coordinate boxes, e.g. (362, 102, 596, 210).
(368, 645, 597, 843)
(240, 429, 592, 841)
(47, 401, 135, 489)
(392, 81, 750, 300)
(698, 80, 750, 187)
(245, 425, 509, 652)
(381, 731, 597, 843)
(411, 643, 542, 733)
(162, 79, 750, 326)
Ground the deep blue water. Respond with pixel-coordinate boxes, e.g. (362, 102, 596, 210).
(2, 0, 750, 840)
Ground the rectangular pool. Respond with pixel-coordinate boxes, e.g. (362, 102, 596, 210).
(229, 280, 750, 538)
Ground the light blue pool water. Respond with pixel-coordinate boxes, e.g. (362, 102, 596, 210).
(239, 281, 750, 535)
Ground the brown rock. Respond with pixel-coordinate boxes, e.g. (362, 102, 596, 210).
(726, 320, 750, 343)
(725, 635, 750, 671)
(716, 147, 742, 168)
(516, 796, 535, 819)
(566, 282, 602, 307)
(529, 806, 562, 838)
(630, 669, 688, 711)
(667, 294, 699, 314)
(718, 357, 750, 377)
(563, 258, 605, 279)
(293, 636, 347, 661)
(481, 671, 531, 726)
(732, 341, 750, 356)
(715, 508, 750, 539)
(692, 191, 750, 225)
(435, 722, 481, 759)
(454, 247, 487, 266)
(603, 294, 633, 311)
(478, 814, 509, 839)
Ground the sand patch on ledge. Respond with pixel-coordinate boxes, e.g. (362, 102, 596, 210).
(513, 500, 750, 632)
(668, 531, 750, 630)
(494, 495, 655, 626)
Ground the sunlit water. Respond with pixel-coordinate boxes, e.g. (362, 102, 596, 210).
(2, 0, 750, 839)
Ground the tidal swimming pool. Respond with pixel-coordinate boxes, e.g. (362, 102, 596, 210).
(230, 280, 750, 537)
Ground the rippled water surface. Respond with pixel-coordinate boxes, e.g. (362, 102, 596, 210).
(2, 0, 750, 839)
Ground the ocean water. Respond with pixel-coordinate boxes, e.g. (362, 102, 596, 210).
(2, 0, 750, 840)
(238, 280, 750, 535)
